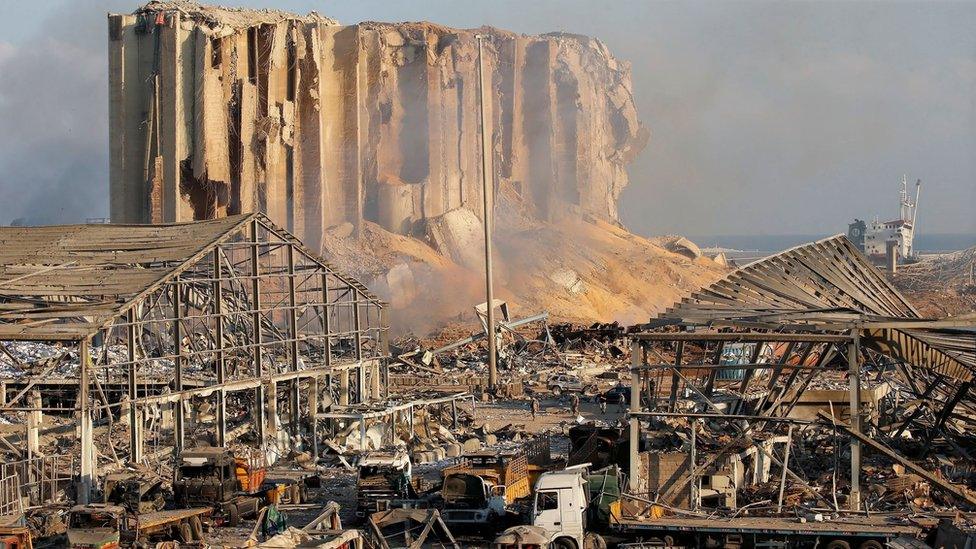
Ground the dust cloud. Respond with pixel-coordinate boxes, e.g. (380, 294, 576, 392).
(0, 1, 129, 225)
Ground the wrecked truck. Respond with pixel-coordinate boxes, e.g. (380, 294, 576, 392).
(67, 469, 212, 548)
(440, 450, 532, 528)
(66, 503, 211, 548)
(173, 446, 310, 526)
(440, 472, 509, 526)
(356, 450, 417, 518)
(102, 471, 167, 514)
(494, 465, 619, 549)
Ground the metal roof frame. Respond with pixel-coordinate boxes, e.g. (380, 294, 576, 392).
(0, 213, 383, 341)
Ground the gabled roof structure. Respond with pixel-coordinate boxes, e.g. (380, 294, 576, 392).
(658, 234, 974, 381)
(0, 213, 380, 341)
(0, 213, 389, 476)
(629, 235, 976, 515)
(0, 216, 244, 340)
(661, 234, 918, 325)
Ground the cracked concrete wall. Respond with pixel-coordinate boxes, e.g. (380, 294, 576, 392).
(109, 2, 648, 250)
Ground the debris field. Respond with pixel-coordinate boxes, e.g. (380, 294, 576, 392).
(0, 2, 973, 549)
(1, 216, 974, 549)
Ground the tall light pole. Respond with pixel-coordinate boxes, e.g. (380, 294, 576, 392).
(476, 34, 498, 392)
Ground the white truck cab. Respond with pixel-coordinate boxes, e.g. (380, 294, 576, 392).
(533, 469, 588, 547)
(495, 466, 604, 549)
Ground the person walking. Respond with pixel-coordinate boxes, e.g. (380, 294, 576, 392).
(599, 394, 608, 415)
(617, 391, 627, 413)
(531, 397, 540, 420)
(570, 393, 580, 417)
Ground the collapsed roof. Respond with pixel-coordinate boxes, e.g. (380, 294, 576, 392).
(658, 234, 975, 381)
(0, 213, 381, 341)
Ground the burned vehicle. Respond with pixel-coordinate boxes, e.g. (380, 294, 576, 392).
(440, 450, 531, 528)
(66, 503, 210, 548)
(441, 472, 509, 526)
(173, 446, 312, 525)
(172, 446, 267, 525)
(356, 450, 416, 518)
(102, 471, 167, 514)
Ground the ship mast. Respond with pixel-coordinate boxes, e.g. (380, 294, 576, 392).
(908, 179, 921, 258)
(911, 179, 921, 229)
(899, 174, 910, 222)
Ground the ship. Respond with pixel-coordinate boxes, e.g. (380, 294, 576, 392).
(847, 176, 921, 265)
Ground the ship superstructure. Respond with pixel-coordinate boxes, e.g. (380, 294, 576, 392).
(848, 176, 921, 264)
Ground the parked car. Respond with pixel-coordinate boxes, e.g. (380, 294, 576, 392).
(547, 374, 596, 395)
(602, 384, 631, 405)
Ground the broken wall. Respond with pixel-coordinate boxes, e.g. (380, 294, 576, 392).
(638, 451, 692, 508)
(108, 2, 649, 252)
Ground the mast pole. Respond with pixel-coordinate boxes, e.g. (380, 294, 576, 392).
(476, 34, 498, 393)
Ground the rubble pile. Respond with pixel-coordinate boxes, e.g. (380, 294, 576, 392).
(0, 341, 189, 379)
(387, 314, 643, 401)
(5, 315, 976, 547)
(622, 343, 976, 521)
(895, 245, 976, 316)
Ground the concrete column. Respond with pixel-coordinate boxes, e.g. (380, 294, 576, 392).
(356, 367, 366, 405)
(628, 340, 641, 494)
(408, 405, 415, 442)
(886, 240, 898, 274)
(27, 391, 41, 458)
(359, 417, 368, 451)
(309, 377, 319, 460)
(370, 361, 381, 400)
(78, 339, 95, 505)
(289, 386, 301, 450)
(339, 369, 350, 406)
(128, 399, 143, 463)
(161, 402, 175, 430)
(27, 391, 41, 490)
(848, 332, 862, 511)
(267, 380, 278, 441)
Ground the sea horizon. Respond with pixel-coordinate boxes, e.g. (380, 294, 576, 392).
(687, 232, 976, 255)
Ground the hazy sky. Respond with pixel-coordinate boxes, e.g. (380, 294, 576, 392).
(0, 0, 973, 236)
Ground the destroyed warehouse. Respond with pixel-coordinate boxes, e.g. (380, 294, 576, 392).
(0, 1, 973, 548)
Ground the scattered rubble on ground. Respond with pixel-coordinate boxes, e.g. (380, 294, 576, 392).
(1, 217, 975, 549)
(895, 245, 976, 317)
